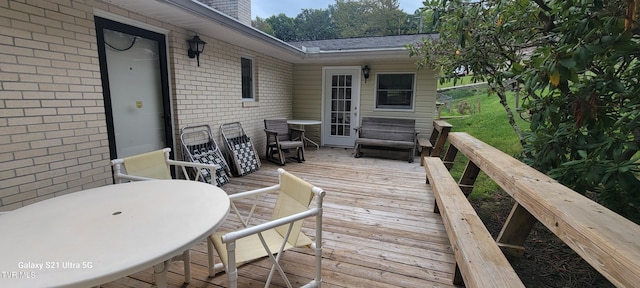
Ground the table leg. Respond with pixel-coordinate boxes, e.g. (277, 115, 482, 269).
(293, 124, 320, 150)
(153, 260, 170, 288)
(302, 135, 320, 150)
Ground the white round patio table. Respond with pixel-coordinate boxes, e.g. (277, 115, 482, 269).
(0, 180, 229, 288)
(287, 119, 322, 150)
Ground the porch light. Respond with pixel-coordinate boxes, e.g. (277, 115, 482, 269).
(362, 65, 371, 83)
(187, 35, 206, 67)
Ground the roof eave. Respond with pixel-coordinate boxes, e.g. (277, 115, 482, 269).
(297, 48, 417, 64)
(103, 0, 306, 61)
(101, 0, 420, 64)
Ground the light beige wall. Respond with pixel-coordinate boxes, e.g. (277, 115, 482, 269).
(360, 62, 437, 135)
(0, 0, 292, 210)
(291, 65, 323, 142)
(293, 62, 438, 145)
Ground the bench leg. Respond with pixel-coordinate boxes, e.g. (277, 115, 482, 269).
(496, 203, 537, 257)
(453, 263, 464, 286)
(420, 146, 433, 166)
(459, 161, 480, 197)
(353, 144, 362, 158)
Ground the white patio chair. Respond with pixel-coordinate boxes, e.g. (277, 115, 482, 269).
(207, 168, 325, 288)
(110, 147, 220, 285)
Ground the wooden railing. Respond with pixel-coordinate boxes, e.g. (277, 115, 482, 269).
(426, 131, 640, 287)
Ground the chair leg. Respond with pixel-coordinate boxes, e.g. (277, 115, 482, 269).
(277, 146, 286, 166)
(297, 146, 305, 162)
(183, 250, 191, 283)
(265, 143, 272, 162)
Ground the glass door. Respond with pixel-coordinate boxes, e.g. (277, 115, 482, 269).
(323, 67, 360, 147)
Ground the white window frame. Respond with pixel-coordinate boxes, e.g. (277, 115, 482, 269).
(241, 56, 255, 101)
(374, 72, 416, 111)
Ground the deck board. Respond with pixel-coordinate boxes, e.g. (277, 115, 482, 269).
(101, 147, 456, 288)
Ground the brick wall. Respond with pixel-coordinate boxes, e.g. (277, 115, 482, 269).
(0, 0, 292, 210)
(171, 30, 294, 159)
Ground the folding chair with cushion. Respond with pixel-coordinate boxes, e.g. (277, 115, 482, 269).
(264, 118, 305, 166)
(207, 168, 325, 288)
(180, 124, 232, 186)
(221, 121, 261, 176)
(110, 148, 220, 285)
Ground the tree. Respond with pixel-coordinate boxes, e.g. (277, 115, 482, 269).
(265, 14, 296, 41)
(410, 0, 538, 148)
(331, 0, 371, 37)
(252, 16, 274, 36)
(253, 0, 417, 41)
(294, 9, 338, 41)
(410, 0, 640, 223)
(331, 0, 409, 37)
(367, 0, 407, 35)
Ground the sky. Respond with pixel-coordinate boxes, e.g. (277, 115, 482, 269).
(251, 0, 425, 19)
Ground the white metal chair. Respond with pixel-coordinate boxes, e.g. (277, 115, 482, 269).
(110, 147, 220, 285)
(207, 168, 325, 288)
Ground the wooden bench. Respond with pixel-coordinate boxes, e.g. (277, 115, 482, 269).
(353, 117, 417, 163)
(418, 120, 452, 166)
(424, 157, 525, 287)
(443, 132, 640, 287)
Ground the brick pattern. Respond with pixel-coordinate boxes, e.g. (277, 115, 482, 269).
(171, 31, 294, 161)
(199, 0, 252, 25)
(0, 0, 292, 210)
(0, 0, 111, 210)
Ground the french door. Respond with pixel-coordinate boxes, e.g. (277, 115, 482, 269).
(322, 67, 361, 147)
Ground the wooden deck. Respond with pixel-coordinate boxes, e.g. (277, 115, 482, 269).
(102, 147, 456, 288)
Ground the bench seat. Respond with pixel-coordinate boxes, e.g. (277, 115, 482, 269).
(354, 117, 417, 163)
(356, 138, 416, 149)
(424, 157, 525, 288)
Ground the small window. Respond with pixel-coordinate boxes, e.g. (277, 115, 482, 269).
(241, 57, 253, 100)
(375, 73, 415, 110)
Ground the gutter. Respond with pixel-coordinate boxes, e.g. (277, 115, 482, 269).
(160, 0, 306, 57)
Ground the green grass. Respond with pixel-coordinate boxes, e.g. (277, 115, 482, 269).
(438, 88, 530, 199)
(436, 75, 475, 89)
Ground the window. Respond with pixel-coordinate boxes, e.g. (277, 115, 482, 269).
(241, 57, 253, 100)
(375, 73, 415, 110)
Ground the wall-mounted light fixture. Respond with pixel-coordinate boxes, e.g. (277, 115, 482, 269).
(187, 35, 207, 67)
(362, 65, 371, 83)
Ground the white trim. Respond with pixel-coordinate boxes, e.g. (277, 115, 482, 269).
(373, 72, 416, 112)
(93, 9, 177, 153)
(93, 9, 170, 35)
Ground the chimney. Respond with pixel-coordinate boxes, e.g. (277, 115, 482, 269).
(199, 0, 252, 26)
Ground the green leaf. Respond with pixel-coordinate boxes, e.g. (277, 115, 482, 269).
(578, 150, 587, 159)
(560, 58, 576, 69)
(512, 62, 524, 74)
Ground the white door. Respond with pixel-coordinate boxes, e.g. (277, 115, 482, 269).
(322, 67, 361, 147)
(96, 17, 173, 159)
